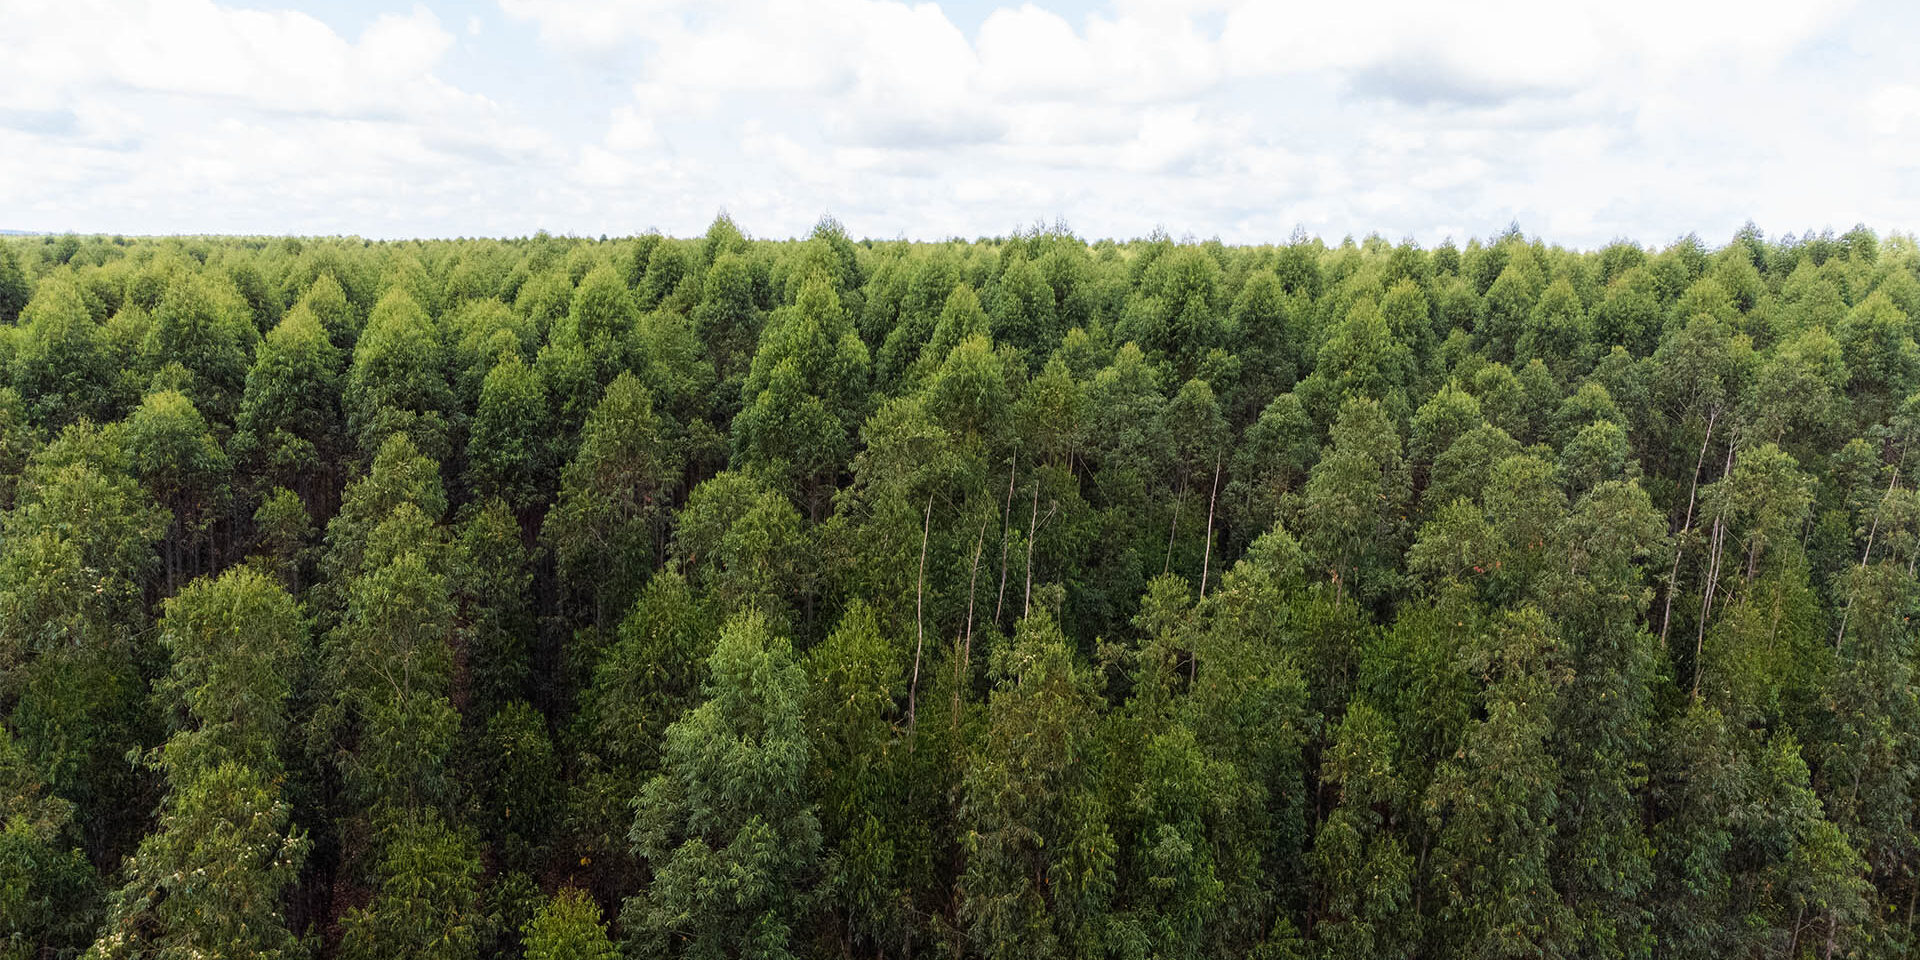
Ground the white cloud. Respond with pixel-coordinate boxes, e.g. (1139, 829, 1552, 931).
(0, 0, 552, 234)
(1, 0, 1905, 244)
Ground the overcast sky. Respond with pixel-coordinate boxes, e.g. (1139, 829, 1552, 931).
(4, 0, 1917, 247)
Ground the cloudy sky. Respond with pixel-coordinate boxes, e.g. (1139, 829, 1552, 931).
(4, 0, 1917, 247)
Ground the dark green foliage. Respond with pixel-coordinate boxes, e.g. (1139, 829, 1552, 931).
(623, 613, 821, 960)
(545, 371, 679, 628)
(961, 612, 1114, 960)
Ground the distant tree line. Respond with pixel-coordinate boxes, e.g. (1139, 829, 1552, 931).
(1, 218, 1917, 959)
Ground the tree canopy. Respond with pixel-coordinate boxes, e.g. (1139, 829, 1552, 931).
(1, 222, 1918, 959)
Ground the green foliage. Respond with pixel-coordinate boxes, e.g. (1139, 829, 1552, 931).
(623, 613, 821, 960)
(523, 888, 616, 960)
(0, 726, 101, 960)
(347, 288, 455, 461)
(87, 761, 307, 960)
(11, 227, 1920, 960)
(233, 305, 346, 496)
(961, 612, 1115, 960)
(141, 270, 258, 423)
(545, 371, 679, 627)
(338, 811, 483, 960)
(467, 350, 552, 511)
(155, 566, 304, 773)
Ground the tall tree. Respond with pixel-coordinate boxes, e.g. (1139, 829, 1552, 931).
(623, 613, 821, 960)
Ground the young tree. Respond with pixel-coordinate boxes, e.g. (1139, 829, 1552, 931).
(86, 762, 308, 960)
(523, 888, 616, 960)
(338, 811, 484, 960)
(1299, 397, 1410, 606)
(231, 305, 347, 506)
(1311, 703, 1416, 960)
(141, 271, 258, 423)
(154, 566, 305, 773)
(124, 389, 229, 590)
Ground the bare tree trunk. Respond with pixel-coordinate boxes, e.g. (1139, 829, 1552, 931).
(907, 493, 932, 736)
(993, 453, 1017, 628)
(1660, 407, 1718, 646)
(1199, 455, 1223, 599)
(1693, 444, 1736, 699)
(1860, 465, 1900, 566)
(1839, 463, 1902, 651)
(1022, 482, 1040, 621)
(1692, 515, 1726, 699)
(1164, 480, 1184, 575)
(956, 516, 988, 722)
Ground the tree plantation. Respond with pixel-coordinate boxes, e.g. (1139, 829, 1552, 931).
(4, 219, 1920, 960)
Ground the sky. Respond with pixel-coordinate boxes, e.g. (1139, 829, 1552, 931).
(4, 0, 1919, 248)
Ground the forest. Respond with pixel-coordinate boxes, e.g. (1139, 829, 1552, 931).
(0, 218, 1914, 960)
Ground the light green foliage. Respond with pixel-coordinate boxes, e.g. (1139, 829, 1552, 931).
(141, 270, 258, 423)
(467, 350, 552, 511)
(694, 251, 762, 388)
(233, 305, 346, 495)
(11, 274, 121, 428)
(155, 566, 304, 773)
(324, 548, 458, 813)
(346, 288, 455, 461)
(338, 811, 483, 960)
(318, 430, 446, 600)
(672, 470, 806, 622)
(0, 726, 100, 960)
(125, 389, 229, 585)
(523, 888, 616, 960)
(559, 264, 637, 385)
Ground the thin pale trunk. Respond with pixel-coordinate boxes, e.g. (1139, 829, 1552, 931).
(993, 453, 1017, 627)
(956, 515, 988, 722)
(1860, 465, 1900, 566)
(1164, 479, 1184, 575)
(1022, 482, 1039, 621)
(1199, 455, 1223, 599)
(1839, 463, 1902, 651)
(1660, 407, 1717, 646)
(1692, 515, 1726, 700)
(908, 493, 932, 737)
(1693, 444, 1736, 699)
